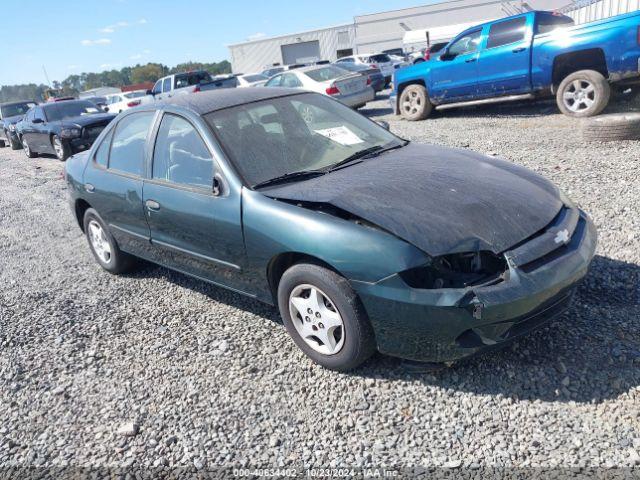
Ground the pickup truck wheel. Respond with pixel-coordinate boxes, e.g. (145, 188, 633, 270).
(399, 84, 433, 121)
(277, 263, 375, 371)
(557, 70, 610, 118)
(83, 208, 136, 274)
(582, 113, 640, 142)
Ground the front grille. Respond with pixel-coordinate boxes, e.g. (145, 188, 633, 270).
(83, 123, 109, 138)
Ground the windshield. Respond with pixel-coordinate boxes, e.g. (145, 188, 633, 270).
(44, 101, 101, 121)
(304, 66, 348, 83)
(205, 93, 403, 188)
(1, 102, 36, 118)
(242, 74, 268, 83)
(175, 71, 213, 88)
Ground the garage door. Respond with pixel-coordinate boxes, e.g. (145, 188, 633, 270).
(281, 41, 321, 65)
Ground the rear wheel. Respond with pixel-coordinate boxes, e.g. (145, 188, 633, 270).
(8, 132, 21, 150)
(277, 263, 375, 371)
(83, 208, 136, 274)
(52, 135, 71, 161)
(21, 136, 37, 158)
(556, 70, 610, 118)
(399, 84, 433, 121)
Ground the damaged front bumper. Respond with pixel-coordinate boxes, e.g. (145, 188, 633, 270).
(350, 210, 597, 363)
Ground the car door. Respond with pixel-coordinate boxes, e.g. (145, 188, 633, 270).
(20, 108, 36, 145)
(143, 112, 246, 290)
(477, 15, 532, 96)
(31, 107, 51, 152)
(82, 111, 156, 258)
(429, 28, 482, 102)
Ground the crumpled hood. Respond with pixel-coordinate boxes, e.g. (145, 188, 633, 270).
(261, 143, 563, 257)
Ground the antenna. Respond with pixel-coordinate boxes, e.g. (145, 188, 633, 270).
(42, 65, 52, 88)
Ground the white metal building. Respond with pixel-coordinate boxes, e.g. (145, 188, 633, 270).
(228, 0, 639, 73)
(229, 24, 355, 74)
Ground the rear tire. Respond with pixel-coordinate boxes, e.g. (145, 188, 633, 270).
(399, 84, 433, 121)
(556, 70, 610, 118)
(83, 208, 136, 274)
(277, 263, 375, 371)
(582, 113, 640, 142)
(21, 136, 37, 158)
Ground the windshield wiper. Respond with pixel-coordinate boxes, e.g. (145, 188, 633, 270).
(252, 169, 325, 189)
(324, 142, 409, 173)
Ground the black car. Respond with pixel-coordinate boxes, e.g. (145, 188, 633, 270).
(0, 100, 37, 149)
(16, 100, 116, 161)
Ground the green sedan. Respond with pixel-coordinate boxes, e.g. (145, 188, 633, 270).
(65, 88, 597, 371)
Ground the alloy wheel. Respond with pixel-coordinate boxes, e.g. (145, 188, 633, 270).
(288, 284, 345, 355)
(22, 138, 30, 156)
(563, 79, 596, 113)
(402, 90, 422, 115)
(88, 220, 112, 264)
(53, 137, 64, 159)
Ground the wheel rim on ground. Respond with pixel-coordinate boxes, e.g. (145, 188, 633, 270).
(88, 220, 112, 264)
(402, 90, 422, 115)
(288, 284, 345, 355)
(53, 137, 64, 159)
(563, 79, 596, 113)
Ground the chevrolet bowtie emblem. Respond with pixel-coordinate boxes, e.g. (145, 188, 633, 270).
(555, 229, 570, 245)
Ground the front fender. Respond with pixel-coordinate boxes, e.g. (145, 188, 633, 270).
(242, 188, 430, 293)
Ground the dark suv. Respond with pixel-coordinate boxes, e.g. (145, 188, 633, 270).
(0, 100, 37, 149)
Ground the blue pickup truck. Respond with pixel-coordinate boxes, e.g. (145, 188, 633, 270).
(391, 10, 640, 119)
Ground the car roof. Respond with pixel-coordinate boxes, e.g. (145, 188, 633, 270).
(0, 100, 35, 107)
(159, 87, 307, 115)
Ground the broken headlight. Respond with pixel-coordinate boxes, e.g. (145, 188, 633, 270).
(399, 251, 508, 289)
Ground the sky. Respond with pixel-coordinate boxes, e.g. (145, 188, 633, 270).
(2, 0, 439, 87)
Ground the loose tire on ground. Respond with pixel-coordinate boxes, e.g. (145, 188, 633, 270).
(83, 208, 136, 274)
(277, 263, 375, 371)
(556, 70, 610, 118)
(582, 113, 640, 142)
(399, 84, 433, 121)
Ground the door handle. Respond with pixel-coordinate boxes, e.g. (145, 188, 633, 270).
(145, 199, 160, 211)
(84, 183, 95, 193)
(512, 47, 527, 53)
(465, 57, 477, 63)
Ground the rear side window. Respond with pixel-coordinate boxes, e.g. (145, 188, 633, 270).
(152, 114, 213, 189)
(94, 128, 114, 167)
(486, 17, 527, 49)
(109, 112, 155, 176)
(281, 73, 303, 88)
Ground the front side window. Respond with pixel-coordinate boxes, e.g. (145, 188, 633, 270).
(206, 93, 402, 188)
(162, 78, 172, 92)
(265, 75, 283, 87)
(152, 114, 213, 188)
(486, 17, 527, 49)
(94, 128, 114, 167)
(448, 30, 482, 57)
(34, 108, 46, 122)
(109, 112, 155, 176)
(152, 80, 162, 95)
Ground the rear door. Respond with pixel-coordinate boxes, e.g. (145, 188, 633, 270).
(429, 29, 482, 101)
(477, 15, 533, 96)
(82, 111, 156, 257)
(143, 112, 245, 288)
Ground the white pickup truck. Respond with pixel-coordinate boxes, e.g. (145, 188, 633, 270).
(148, 70, 237, 101)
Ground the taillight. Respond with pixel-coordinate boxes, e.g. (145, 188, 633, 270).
(370, 63, 378, 69)
(424, 50, 431, 61)
(127, 100, 141, 108)
(193, 85, 201, 93)
(326, 85, 340, 95)
(366, 77, 372, 85)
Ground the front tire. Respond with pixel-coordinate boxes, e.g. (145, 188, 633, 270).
(52, 135, 71, 161)
(83, 208, 135, 274)
(21, 136, 37, 158)
(399, 84, 433, 121)
(556, 70, 610, 118)
(277, 263, 375, 371)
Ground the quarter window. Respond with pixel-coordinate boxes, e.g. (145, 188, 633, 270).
(281, 73, 302, 88)
(152, 114, 213, 189)
(94, 128, 114, 167)
(109, 112, 155, 176)
(486, 17, 527, 49)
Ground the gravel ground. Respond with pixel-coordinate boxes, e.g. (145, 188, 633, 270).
(0, 92, 639, 473)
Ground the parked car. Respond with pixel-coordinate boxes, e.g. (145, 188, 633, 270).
(336, 54, 395, 85)
(391, 10, 640, 120)
(16, 100, 116, 161)
(83, 96, 108, 111)
(236, 73, 269, 88)
(262, 66, 286, 78)
(148, 70, 236, 101)
(0, 100, 36, 149)
(65, 88, 596, 371)
(104, 90, 149, 113)
(411, 42, 450, 64)
(264, 65, 374, 109)
(332, 63, 385, 93)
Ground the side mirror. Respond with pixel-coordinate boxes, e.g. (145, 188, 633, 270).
(212, 174, 224, 197)
(103, 106, 110, 112)
(376, 120, 390, 131)
(32, 118, 44, 124)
